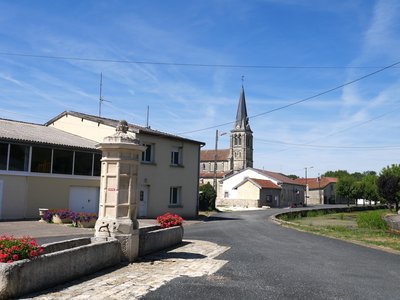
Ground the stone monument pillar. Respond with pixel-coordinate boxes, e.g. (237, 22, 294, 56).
(95, 120, 146, 262)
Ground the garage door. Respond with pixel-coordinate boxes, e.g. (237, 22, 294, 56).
(69, 186, 99, 213)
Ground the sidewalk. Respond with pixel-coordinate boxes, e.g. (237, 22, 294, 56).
(21, 240, 230, 299)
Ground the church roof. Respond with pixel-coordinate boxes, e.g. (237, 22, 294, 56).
(200, 149, 230, 162)
(199, 171, 226, 179)
(233, 86, 251, 131)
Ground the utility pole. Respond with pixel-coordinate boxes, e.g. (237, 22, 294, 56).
(318, 173, 322, 204)
(213, 129, 219, 192)
(213, 130, 227, 193)
(304, 166, 314, 206)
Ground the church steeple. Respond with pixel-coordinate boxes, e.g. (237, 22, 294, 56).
(234, 86, 251, 131)
(230, 84, 253, 173)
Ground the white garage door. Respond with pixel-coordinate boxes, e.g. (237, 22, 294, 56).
(69, 186, 99, 214)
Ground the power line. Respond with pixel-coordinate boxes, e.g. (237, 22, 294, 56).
(178, 59, 400, 135)
(255, 138, 400, 150)
(0, 51, 399, 69)
(255, 106, 400, 152)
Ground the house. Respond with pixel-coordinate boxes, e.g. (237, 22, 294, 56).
(217, 167, 305, 208)
(200, 86, 253, 194)
(0, 118, 101, 219)
(46, 111, 204, 219)
(0, 112, 204, 220)
(293, 177, 338, 205)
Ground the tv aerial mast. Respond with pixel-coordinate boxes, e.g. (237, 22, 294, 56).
(99, 73, 111, 117)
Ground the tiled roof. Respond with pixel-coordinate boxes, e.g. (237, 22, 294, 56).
(46, 111, 205, 146)
(199, 171, 226, 179)
(0, 118, 98, 150)
(249, 178, 282, 189)
(255, 169, 297, 184)
(200, 149, 230, 162)
(293, 177, 337, 189)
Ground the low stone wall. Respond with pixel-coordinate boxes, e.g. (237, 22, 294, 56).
(0, 226, 185, 299)
(139, 225, 184, 256)
(0, 238, 121, 300)
(272, 205, 387, 223)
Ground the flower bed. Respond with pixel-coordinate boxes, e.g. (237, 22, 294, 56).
(156, 212, 183, 228)
(0, 235, 43, 263)
(43, 209, 98, 228)
(70, 212, 98, 228)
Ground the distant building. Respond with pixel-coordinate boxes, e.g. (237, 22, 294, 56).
(293, 177, 339, 205)
(200, 86, 253, 193)
(217, 167, 305, 208)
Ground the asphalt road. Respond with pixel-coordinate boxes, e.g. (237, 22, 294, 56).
(144, 209, 400, 300)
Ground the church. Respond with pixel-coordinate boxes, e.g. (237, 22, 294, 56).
(199, 85, 253, 193)
(199, 86, 305, 208)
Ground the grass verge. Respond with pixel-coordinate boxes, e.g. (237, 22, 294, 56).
(279, 209, 400, 252)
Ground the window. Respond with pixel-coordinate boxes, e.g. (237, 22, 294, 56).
(266, 195, 272, 203)
(0, 143, 8, 170)
(202, 163, 206, 171)
(93, 153, 102, 176)
(170, 186, 181, 205)
(31, 147, 52, 173)
(141, 144, 153, 163)
(9, 144, 29, 171)
(74, 152, 93, 176)
(53, 149, 73, 174)
(170, 147, 182, 166)
(224, 191, 229, 198)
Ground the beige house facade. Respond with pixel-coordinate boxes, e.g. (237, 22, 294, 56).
(293, 177, 339, 205)
(47, 111, 204, 219)
(217, 168, 305, 208)
(0, 112, 203, 220)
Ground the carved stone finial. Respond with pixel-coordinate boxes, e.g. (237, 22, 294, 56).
(116, 120, 129, 133)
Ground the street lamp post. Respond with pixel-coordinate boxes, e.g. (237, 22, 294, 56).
(304, 166, 314, 206)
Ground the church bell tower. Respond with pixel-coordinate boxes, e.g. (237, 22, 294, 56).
(230, 85, 253, 172)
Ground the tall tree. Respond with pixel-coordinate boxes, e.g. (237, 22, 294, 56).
(336, 175, 357, 206)
(361, 173, 379, 205)
(377, 164, 400, 211)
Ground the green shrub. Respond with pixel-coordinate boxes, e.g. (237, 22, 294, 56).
(199, 183, 216, 211)
(356, 210, 388, 230)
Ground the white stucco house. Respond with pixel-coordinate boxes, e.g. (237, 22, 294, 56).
(217, 168, 305, 208)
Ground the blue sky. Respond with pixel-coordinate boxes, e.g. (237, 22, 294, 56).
(1, 0, 400, 177)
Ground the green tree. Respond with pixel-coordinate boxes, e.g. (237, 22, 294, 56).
(324, 170, 349, 179)
(377, 164, 400, 211)
(361, 173, 379, 205)
(199, 183, 216, 211)
(336, 175, 357, 206)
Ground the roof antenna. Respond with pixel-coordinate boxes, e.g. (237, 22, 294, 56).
(99, 73, 111, 117)
(146, 105, 150, 128)
(241, 75, 244, 87)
